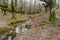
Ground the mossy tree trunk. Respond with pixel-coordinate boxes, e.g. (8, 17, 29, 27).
(3, 10, 6, 15)
(11, 0, 16, 19)
(48, 10, 57, 23)
(1, 0, 7, 15)
(45, 10, 57, 24)
(48, 0, 57, 23)
(44, 0, 57, 24)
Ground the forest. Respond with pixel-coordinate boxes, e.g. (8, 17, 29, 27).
(0, 0, 60, 40)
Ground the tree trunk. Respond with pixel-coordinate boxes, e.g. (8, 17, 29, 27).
(3, 10, 6, 15)
(49, 7, 52, 21)
(49, 9, 57, 23)
(11, 0, 16, 19)
(33, 0, 36, 14)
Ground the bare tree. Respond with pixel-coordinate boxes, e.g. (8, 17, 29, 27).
(24, 0, 28, 14)
(17, 0, 24, 13)
(33, 0, 36, 14)
(11, 0, 15, 19)
(0, 0, 8, 15)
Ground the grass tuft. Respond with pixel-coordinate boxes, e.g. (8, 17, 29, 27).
(9, 18, 26, 24)
(0, 27, 11, 36)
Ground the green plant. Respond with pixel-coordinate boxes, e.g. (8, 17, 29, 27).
(0, 27, 11, 36)
(9, 18, 26, 24)
(44, 11, 57, 25)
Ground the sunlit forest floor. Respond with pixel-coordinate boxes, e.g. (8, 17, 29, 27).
(0, 9, 48, 28)
(13, 9, 60, 40)
(0, 10, 27, 27)
(0, 8, 60, 40)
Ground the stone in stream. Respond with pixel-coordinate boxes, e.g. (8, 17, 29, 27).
(15, 25, 22, 36)
(8, 36, 12, 40)
(21, 24, 27, 32)
(15, 18, 32, 36)
(26, 18, 32, 24)
(15, 23, 27, 36)
(25, 18, 32, 29)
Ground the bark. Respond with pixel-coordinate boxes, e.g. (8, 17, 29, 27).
(33, 0, 36, 13)
(49, 9, 57, 23)
(11, 0, 16, 19)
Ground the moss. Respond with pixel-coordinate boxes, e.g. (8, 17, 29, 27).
(49, 11, 57, 22)
(44, 11, 57, 25)
(0, 27, 11, 36)
(9, 18, 26, 24)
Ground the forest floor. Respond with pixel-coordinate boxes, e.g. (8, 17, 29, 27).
(13, 9, 60, 40)
(0, 10, 28, 27)
(0, 8, 60, 40)
(0, 9, 48, 28)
